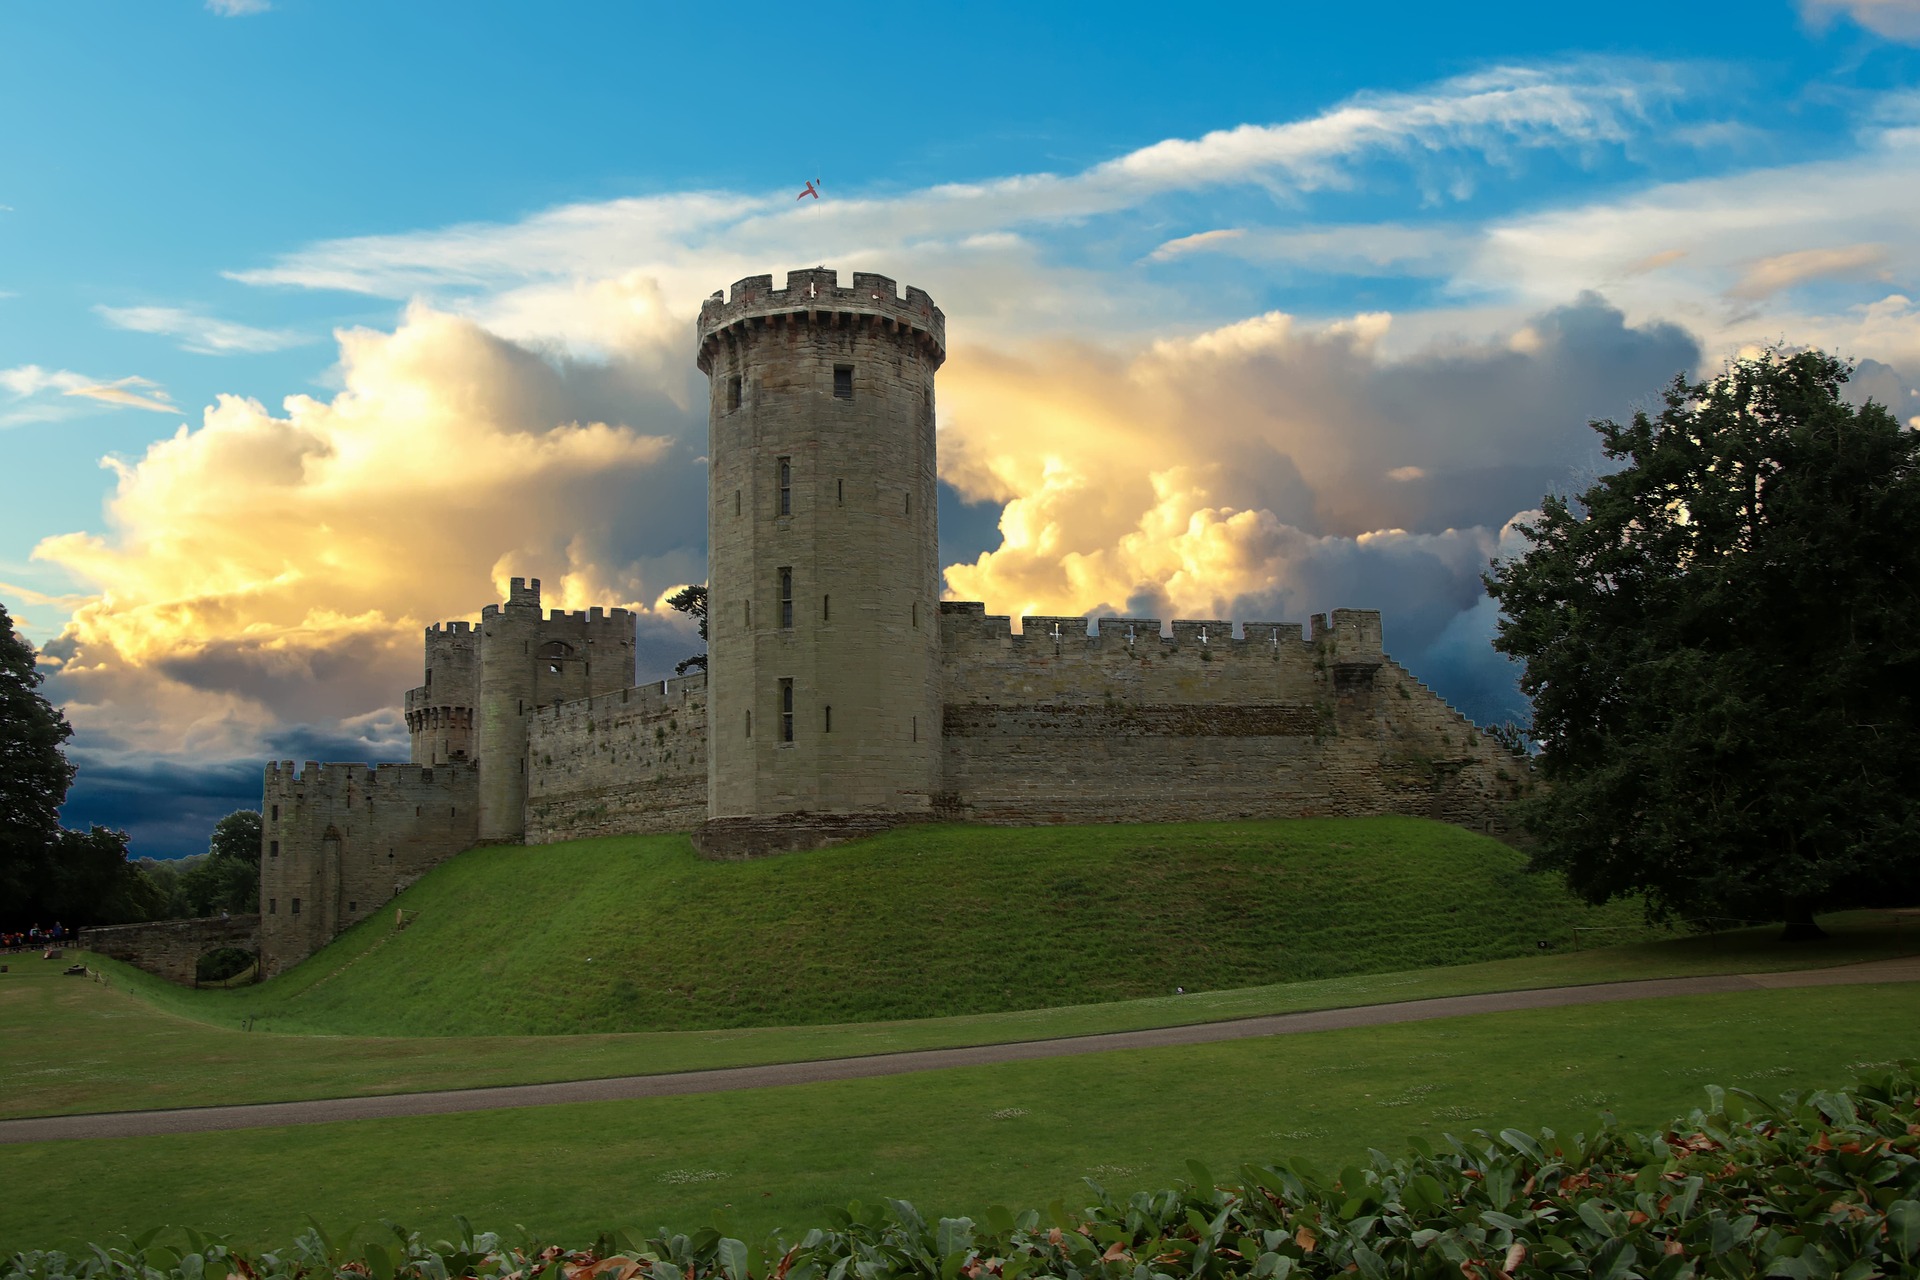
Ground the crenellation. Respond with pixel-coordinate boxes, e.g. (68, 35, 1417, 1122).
(237, 263, 1529, 984)
(1169, 619, 1232, 646)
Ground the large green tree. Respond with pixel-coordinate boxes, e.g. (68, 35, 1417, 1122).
(1, 601, 77, 923)
(0, 602, 160, 929)
(1487, 350, 1920, 936)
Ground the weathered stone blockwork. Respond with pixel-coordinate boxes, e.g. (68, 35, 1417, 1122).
(79, 915, 259, 984)
(259, 760, 479, 975)
(934, 605, 1523, 830)
(526, 673, 709, 843)
(225, 265, 1530, 987)
(699, 268, 946, 822)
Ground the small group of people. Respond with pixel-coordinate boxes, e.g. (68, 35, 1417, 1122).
(1, 923, 67, 952)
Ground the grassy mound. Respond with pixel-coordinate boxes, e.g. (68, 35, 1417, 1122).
(111, 818, 1658, 1036)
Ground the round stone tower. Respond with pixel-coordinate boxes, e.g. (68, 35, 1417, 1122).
(697, 268, 946, 826)
(476, 576, 542, 843)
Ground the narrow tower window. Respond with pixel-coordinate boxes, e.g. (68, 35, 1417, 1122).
(825, 705, 832, 733)
(269, 840, 279, 858)
(912, 602, 919, 628)
(779, 567, 794, 628)
(734, 489, 742, 517)
(911, 715, 918, 743)
(822, 594, 830, 623)
(744, 600, 751, 628)
(291, 898, 302, 916)
(905, 491, 911, 515)
(268, 898, 276, 915)
(779, 678, 795, 742)
(833, 365, 853, 399)
(727, 375, 741, 411)
(836, 478, 844, 505)
(777, 456, 792, 515)
(745, 709, 752, 738)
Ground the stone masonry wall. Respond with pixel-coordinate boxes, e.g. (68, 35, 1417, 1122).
(937, 604, 1524, 830)
(79, 914, 260, 985)
(700, 269, 946, 822)
(525, 673, 710, 844)
(259, 760, 479, 976)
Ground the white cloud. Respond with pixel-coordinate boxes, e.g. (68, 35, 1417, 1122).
(229, 59, 1683, 334)
(34, 303, 707, 757)
(1802, 0, 1920, 40)
(205, 0, 269, 14)
(1, 365, 180, 424)
(96, 305, 309, 355)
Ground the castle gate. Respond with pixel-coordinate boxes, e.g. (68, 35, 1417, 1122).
(78, 915, 261, 985)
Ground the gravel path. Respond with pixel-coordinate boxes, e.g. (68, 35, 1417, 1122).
(5, 956, 1915, 1146)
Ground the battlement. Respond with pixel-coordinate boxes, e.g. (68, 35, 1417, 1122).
(426, 620, 474, 636)
(482, 576, 545, 619)
(532, 671, 708, 723)
(263, 760, 479, 789)
(696, 267, 945, 373)
(939, 604, 1321, 656)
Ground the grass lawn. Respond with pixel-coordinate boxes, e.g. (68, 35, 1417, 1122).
(1, 982, 1913, 1256)
(62, 819, 1675, 1038)
(5, 909, 1913, 1120)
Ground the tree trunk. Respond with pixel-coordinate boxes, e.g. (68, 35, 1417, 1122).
(1780, 900, 1829, 942)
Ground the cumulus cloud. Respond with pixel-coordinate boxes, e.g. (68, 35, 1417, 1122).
(96, 305, 310, 355)
(206, 0, 269, 14)
(50, 59, 1920, 853)
(36, 300, 708, 799)
(937, 295, 1698, 672)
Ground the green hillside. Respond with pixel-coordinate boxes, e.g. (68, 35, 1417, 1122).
(117, 818, 1660, 1036)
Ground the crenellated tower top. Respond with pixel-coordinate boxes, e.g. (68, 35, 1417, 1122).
(696, 268, 945, 374)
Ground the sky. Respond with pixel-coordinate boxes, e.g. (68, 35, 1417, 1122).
(4, 0, 1919, 857)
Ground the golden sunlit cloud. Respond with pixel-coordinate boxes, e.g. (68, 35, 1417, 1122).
(35, 302, 705, 756)
(1730, 243, 1890, 300)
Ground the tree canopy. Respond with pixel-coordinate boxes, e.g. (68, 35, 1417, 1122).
(1, 601, 76, 916)
(1487, 351, 1920, 934)
(667, 584, 708, 675)
(0, 602, 159, 929)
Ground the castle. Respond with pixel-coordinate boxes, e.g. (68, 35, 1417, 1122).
(257, 268, 1526, 977)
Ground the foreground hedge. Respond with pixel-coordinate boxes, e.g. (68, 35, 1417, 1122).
(10, 1064, 1919, 1280)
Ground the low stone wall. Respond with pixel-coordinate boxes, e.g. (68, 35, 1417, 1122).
(78, 914, 260, 985)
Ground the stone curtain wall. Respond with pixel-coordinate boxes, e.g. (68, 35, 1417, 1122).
(79, 914, 260, 985)
(525, 673, 710, 844)
(259, 761, 480, 976)
(936, 604, 1524, 829)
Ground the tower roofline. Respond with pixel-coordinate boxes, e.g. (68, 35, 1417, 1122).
(696, 267, 945, 373)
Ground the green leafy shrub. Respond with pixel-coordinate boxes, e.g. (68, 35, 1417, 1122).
(11, 1065, 1917, 1279)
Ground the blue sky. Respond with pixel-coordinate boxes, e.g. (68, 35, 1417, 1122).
(4, 0, 1918, 855)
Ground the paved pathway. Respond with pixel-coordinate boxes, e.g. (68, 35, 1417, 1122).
(4, 957, 1915, 1146)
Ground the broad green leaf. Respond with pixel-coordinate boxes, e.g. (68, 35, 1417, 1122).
(1888, 1201, 1920, 1259)
(1498, 1129, 1546, 1164)
(1591, 1237, 1637, 1280)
